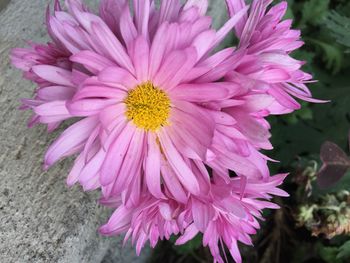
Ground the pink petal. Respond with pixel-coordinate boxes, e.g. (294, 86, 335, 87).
(158, 129, 200, 195)
(91, 21, 135, 74)
(192, 30, 216, 61)
(160, 158, 188, 204)
(148, 22, 169, 79)
(225, 0, 247, 37)
(119, 5, 138, 48)
(170, 83, 230, 102)
(239, 0, 265, 46)
(242, 94, 275, 112)
(99, 103, 127, 132)
(99, 0, 126, 36)
(192, 199, 213, 231)
(159, 202, 172, 221)
(158, 0, 181, 25)
(100, 123, 135, 186)
(112, 129, 144, 195)
(175, 224, 199, 245)
(70, 50, 115, 74)
(213, 144, 260, 178)
(34, 101, 70, 121)
(144, 133, 165, 199)
(79, 149, 106, 185)
(98, 66, 138, 90)
(37, 86, 75, 101)
(67, 153, 85, 186)
(213, 6, 249, 48)
(73, 85, 126, 101)
(229, 240, 242, 263)
(45, 116, 98, 167)
(99, 205, 132, 235)
(258, 69, 291, 83)
(67, 98, 117, 116)
(32, 65, 73, 86)
(133, 0, 150, 38)
(131, 36, 150, 81)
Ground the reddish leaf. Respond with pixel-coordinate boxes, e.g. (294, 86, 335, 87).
(317, 141, 350, 189)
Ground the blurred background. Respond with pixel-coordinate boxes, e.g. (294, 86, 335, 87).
(150, 0, 350, 262)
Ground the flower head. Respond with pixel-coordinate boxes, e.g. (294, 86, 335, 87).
(226, 0, 324, 114)
(10, 2, 79, 131)
(11, 0, 316, 262)
(100, 173, 288, 263)
(36, 0, 260, 201)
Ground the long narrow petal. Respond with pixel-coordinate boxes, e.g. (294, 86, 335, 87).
(133, 0, 150, 38)
(98, 66, 138, 89)
(225, 0, 247, 36)
(100, 123, 135, 186)
(67, 98, 117, 116)
(44, 116, 98, 167)
(160, 158, 188, 203)
(170, 83, 230, 102)
(119, 5, 138, 48)
(113, 129, 144, 195)
(32, 65, 73, 86)
(175, 224, 199, 245)
(158, 129, 200, 195)
(144, 133, 165, 198)
(131, 36, 150, 81)
(70, 50, 115, 74)
(91, 21, 135, 74)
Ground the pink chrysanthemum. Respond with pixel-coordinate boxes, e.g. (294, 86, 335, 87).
(11, 0, 316, 262)
(226, 0, 324, 114)
(21, 0, 266, 199)
(100, 173, 288, 263)
(11, 1, 88, 131)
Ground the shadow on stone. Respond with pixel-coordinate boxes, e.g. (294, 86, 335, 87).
(0, 0, 11, 12)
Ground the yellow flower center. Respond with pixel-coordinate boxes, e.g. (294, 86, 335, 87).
(124, 82, 171, 131)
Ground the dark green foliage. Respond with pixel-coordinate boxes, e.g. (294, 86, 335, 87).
(326, 11, 350, 48)
(300, 0, 330, 26)
(338, 240, 350, 260)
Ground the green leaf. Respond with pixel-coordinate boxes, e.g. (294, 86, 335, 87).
(337, 240, 350, 260)
(325, 11, 350, 48)
(316, 243, 341, 263)
(301, 0, 330, 26)
(307, 38, 343, 74)
(283, 0, 295, 20)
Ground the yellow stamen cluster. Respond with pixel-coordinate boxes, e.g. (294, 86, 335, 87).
(124, 82, 171, 131)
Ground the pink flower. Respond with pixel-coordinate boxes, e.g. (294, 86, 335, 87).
(11, 0, 315, 262)
(34, 0, 269, 199)
(99, 194, 185, 255)
(100, 173, 288, 263)
(225, 0, 325, 114)
(10, 2, 80, 131)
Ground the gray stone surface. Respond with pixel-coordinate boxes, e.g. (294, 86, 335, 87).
(0, 1, 227, 262)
